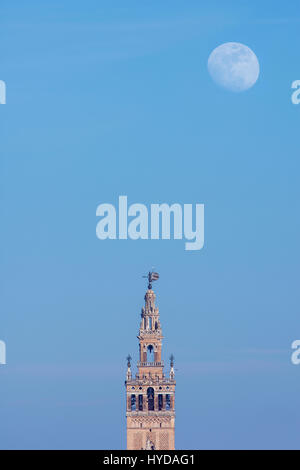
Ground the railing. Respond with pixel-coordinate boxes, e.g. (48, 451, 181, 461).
(137, 361, 164, 367)
(126, 410, 175, 417)
(138, 330, 161, 335)
(126, 376, 175, 385)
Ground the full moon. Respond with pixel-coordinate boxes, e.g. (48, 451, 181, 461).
(208, 42, 260, 92)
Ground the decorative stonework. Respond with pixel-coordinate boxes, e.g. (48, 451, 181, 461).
(130, 415, 172, 425)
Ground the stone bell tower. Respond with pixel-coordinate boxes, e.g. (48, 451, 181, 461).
(125, 272, 176, 450)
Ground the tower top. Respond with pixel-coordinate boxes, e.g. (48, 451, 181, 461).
(125, 272, 176, 450)
(143, 271, 159, 290)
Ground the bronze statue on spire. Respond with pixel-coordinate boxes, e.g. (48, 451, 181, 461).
(143, 271, 159, 289)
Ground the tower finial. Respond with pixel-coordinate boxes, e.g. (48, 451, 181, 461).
(170, 354, 174, 367)
(170, 354, 175, 379)
(126, 354, 132, 381)
(142, 270, 159, 290)
(126, 354, 132, 367)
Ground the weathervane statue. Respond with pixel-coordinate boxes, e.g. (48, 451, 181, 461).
(143, 270, 159, 289)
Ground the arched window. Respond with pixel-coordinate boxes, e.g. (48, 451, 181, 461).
(131, 394, 136, 411)
(158, 394, 163, 411)
(147, 387, 154, 411)
(147, 345, 154, 362)
(138, 395, 143, 411)
(166, 394, 171, 410)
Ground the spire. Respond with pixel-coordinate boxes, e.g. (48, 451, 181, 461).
(126, 354, 132, 381)
(140, 271, 161, 335)
(170, 354, 175, 379)
(143, 289, 159, 316)
(139, 284, 161, 335)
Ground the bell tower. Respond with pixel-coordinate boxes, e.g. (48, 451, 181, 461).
(125, 272, 176, 450)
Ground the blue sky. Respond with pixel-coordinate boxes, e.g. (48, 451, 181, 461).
(1, 1, 300, 449)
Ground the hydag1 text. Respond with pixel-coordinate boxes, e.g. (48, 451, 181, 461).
(96, 196, 204, 251)
(103, 454, 194, 466)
